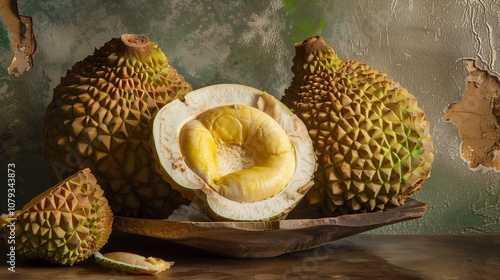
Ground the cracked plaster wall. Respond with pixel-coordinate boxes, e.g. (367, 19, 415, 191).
(0, 0, 499, 234)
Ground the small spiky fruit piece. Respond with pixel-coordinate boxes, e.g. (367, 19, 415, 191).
(1, 168, 113, 265)
(94, 252, 173, 275)
(43, 34, 192, 218)
(282, 36, 434, 215)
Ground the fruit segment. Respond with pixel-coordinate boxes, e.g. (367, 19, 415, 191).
(95, 251, 173, 275)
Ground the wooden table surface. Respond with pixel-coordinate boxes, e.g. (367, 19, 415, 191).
(1, 232, 499, 279)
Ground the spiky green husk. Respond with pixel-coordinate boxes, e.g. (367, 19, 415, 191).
(282, 36, 434, 216)
(43, 34, 192, 218)
(6, 169, 113, 265)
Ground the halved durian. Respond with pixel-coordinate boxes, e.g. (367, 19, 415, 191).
(152, 84, 316, 221)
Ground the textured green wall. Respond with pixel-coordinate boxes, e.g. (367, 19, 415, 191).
(1, 0, 499, 234)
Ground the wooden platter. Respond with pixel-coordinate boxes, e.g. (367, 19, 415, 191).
(113, 199, 428, 258)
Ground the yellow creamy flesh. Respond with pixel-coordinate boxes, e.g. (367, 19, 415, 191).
(180, 105, 296, 203)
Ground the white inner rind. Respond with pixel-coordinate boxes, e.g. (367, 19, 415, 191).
(152, 84, 316, 221)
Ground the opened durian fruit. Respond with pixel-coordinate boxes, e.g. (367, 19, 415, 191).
(1, 168, 113, 265)
(151, 84, 317, 221)
(43, 34, 192, 219)
(282, 36, 434, 216)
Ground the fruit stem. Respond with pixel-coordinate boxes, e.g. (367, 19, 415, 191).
(120, 34, 151, 59)
(294, 36, 329, 56)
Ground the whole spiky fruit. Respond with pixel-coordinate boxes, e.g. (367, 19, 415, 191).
(282, 36, 434, 216)
(1, 168, 113, 265)
(43, 34, 192, 218)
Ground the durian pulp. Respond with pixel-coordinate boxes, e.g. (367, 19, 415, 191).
(180, 105, 296, 203)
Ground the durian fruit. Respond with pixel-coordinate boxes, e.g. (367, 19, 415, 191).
(152, 84, 316, 221)
(282, 36, 434, 215)
(0, 168, 113, 265)
(94, 252, 173, 275)
(43, 34, 193, 219)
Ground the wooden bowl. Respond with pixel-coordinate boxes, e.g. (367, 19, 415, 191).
(113, 198, 427, 258)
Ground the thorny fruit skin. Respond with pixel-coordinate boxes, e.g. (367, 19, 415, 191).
(282, 36, 434, 216)
(43, 34, 192, 218)
(2, 168, 113, 265)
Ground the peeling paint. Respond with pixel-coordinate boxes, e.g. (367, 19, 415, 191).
(0, 0, 36, 76)
(443, 59, 500, 172)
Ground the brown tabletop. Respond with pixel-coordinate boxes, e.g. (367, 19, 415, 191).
(1, 233, 499, 279)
